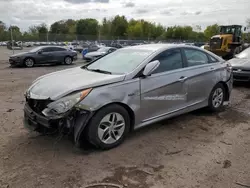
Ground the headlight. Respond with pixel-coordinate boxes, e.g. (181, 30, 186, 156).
(42, 88, 92, 117)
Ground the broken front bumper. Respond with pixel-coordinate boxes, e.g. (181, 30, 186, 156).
(23, 103, 93, 144)
(23, 103, 60, 131)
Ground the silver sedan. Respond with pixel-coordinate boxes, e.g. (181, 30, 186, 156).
(23, 44, 233, 149)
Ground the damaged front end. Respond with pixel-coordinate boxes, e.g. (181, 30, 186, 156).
(23, 89, 94, 146)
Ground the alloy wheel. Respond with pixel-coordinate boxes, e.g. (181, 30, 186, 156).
(65, 57, 72, 65)
(98, 113, 125, 144)
(212, 88, 224, 108)
(25, 59, 34, 67)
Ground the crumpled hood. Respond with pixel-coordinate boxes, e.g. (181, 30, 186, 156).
(85, 51, 106, 57)
(10, 52, 32, 57)
(229, 58, 250, 69)
(28, 66, 125, 100)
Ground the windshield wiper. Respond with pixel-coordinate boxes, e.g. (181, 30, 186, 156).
(87, 68, 112, 74)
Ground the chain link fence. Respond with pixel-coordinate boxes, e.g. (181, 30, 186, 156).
(3, 33, 250, 49)
(6, 33, 208, 43)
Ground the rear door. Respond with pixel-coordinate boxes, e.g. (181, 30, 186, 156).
(139, 48, 188, 122)
(52, 47, 67, 62)
(181, 47, 221, 106)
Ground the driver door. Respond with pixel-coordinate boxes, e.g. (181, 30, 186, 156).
(139, 48, 188, 122)
(36, 47, 54, 63)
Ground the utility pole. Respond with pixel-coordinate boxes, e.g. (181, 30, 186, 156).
(10, 25, 14, 54)
(98, 26, 100, 42)
(46, 25, 50, 43)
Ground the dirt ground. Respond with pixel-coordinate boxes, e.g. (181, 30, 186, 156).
(0, 47, 250, 188)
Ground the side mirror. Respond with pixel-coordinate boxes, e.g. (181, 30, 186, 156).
(142, 60, 160, 77)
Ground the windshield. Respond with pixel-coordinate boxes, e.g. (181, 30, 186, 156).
(220, 26, 236, 34)
(236, 47, 250, 59)
(86, 49, 153, 74)
(29, 46, 43, 52)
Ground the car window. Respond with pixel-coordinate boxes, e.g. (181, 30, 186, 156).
(151, 49, 183, 74)
(184, 49, 209, 67)
(208, 55, 219, 63)
(53, 47, 66, 52)
(41, 48, 53, 52)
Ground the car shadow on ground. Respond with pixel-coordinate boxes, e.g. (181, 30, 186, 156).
(3, 106, 247, 160)
(8, 63, 78, 69)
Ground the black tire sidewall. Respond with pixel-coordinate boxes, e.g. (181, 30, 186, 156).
(208, 83, 225, 112)
(86, 104, 130, 150)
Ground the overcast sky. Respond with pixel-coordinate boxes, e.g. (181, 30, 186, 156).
(0, 0, 249, 31)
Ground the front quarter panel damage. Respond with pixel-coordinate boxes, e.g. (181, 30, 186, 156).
(73, 79, 141, 145)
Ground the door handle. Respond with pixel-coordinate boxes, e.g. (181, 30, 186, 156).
(178, 76, 188, 82)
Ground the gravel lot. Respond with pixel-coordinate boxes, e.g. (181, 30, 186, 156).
(0, 47, 250, 188)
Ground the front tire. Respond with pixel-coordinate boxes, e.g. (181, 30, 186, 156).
(208, 83, 225, 112)
(24, 58, 35, 67)
(86, 104, 130, 150)
(64, 56, 73, 65)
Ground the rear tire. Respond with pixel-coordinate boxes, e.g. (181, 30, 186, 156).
(208, 83, 226, 112)
(86, 104, 130, 150)
(24, 58, 35, 67)
(64, 56, 73, 65)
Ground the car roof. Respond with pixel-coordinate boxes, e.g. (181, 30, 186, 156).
(40, 46, 66, 48)
(122, 43, 197, 52)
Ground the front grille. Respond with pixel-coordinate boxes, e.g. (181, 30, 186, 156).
(26, 99, 52, 114)
(210, 37, 222, 49)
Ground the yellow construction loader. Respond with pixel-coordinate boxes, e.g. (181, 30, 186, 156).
(205, 25, 247, 59)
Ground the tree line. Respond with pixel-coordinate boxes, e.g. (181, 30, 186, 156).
(0, 16, 250, 42)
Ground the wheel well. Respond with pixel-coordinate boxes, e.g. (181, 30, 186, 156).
(23, 57, 35, 64)
(217, 81, 230, 101)
(65, 55, 73, 60)
(92, 102, 135, 132)
(77, 102, 135, 145)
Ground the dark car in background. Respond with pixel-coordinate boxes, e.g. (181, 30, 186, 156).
(9, 46, 78, 67)
(83, 47, 117, 62)
(229, 47, 250, 82)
